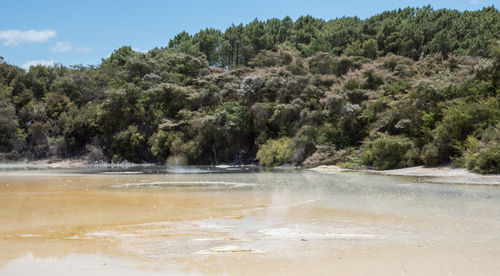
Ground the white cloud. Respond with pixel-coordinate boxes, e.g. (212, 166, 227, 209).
(51, 41, 91, 53)
(76, 46, 92, 53)
(0, 29, 56, 46)
(21, 60, 56, 70)
(51, 41, 72, 52)
(470, 0, 479, 4)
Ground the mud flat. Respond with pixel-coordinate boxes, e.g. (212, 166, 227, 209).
(310, 165, 500, 185)
(375, 165, 500, 185)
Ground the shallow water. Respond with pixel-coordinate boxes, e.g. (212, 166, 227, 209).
(0, 166, 499, 275)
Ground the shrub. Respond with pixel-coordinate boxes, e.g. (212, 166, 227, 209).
(110, 125, 147, 162)
(85, 144, 105, 161)
(331, 56, 365, 76)
(287, 59, 308, 75)
(48, 136, 67, 157)
(420, 143, 441, 166)
(431, 98, 500, 162)
(302, 144, 362, 168)
(457, 125, 500, 174)
(256, 137, 295, 166)
(362, 39, 378, 59)
(363, 135, 419, 170)
(291, 125, 318, 163)
(309, 53, 334, 75)
(362, 69, 384, 90)
(302, 143, 336, 167)
(250, 50, 280, 67)
(470, 144, 500, 174)
(27, 122, 49, 158)
(0, 102, 19, 152)
(250, 102, 273, 129)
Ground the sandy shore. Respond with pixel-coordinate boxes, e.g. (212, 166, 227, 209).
(3, 159, 499, 185)
(308, 165, 351, 174)
(310, 165, 500, 185)
(30, 158, 91, 168)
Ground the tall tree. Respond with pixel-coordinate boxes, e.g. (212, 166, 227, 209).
(193, 28, 222, 65)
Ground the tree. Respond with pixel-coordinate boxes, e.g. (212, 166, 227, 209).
(193, 28, 222, 65)
(105, 46, 134, 66)
(168, 31, 192, 48)
(0, 102, 19, 151)
(362, 39, 378, 59)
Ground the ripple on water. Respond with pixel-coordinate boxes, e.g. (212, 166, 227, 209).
(195, 245, 265, 255)
(112, 181, 259, 189)
(258, 225, 380, 240)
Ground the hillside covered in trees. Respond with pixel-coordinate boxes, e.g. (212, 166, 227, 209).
(1, 6, 499, 173)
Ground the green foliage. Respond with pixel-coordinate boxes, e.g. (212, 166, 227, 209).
(0, 7, 499, 175)
(26, 121, 49, 158)
(0, 101, 19, 151)
(362, 39, 378, 59)
(429, 98, 500, 163)
(162, 7, 500, 66)
(149, 129, 202, 164)
(149, 130, 171, 161)
(105, 46, 134, 66)
(256, 137, 295, 166)
(420, 143, 440, 166)
(470, 144, 500, 174)
(194, 28, 222, 65)
(457, 125, 500, 174)
(59, 103, 100, 155)
(110, 125, 147, 162)
(167, 31, 200, 56)
(363, 135, 419, 170)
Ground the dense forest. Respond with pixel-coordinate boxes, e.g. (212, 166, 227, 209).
(1, 6, 499, 173)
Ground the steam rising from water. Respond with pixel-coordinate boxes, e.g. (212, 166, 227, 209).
(1, 168, 499, 275)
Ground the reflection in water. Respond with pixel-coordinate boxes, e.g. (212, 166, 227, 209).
(1, 252, 204, 276)
(0, 167, 499, 275)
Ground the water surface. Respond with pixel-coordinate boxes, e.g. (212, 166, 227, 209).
(1, 166, 499, 275)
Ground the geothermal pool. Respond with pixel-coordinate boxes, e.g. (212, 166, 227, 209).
(0, 166, 499, 275)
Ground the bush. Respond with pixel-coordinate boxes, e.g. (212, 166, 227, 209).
(302, 144, 362, 168)
(110, 125, 147, 162)
(309, 53, 334, 75)
(470, 144, 500, 174)
(287, 59, 308, 75)
(256, 137, 295, 166)
(364, 135, 419, 170)
(150, 129, 203, 164)
(420, 143, 441, 166)
(27, 122, 49, 158)
(362, 39, 378, 59)
(457, 125, 500, 174)
(291, 125, 318, 163)
(85, 143, 106, 161)
(0, 102, 19, 152)
(250, 50, 280, 67)
(430, 98, 500, 163)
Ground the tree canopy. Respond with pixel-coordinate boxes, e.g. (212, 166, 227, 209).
(1, 6, 499, 173)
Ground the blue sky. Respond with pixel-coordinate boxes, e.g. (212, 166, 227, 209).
(0, 0, 496, 69)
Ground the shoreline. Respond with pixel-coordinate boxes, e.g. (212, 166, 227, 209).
(309, 165, 500, 185)
(1, 159, 499, 185)
(0, 158, 152, 169)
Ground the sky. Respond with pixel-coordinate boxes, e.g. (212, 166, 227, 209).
(0, 0, 497, 69)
